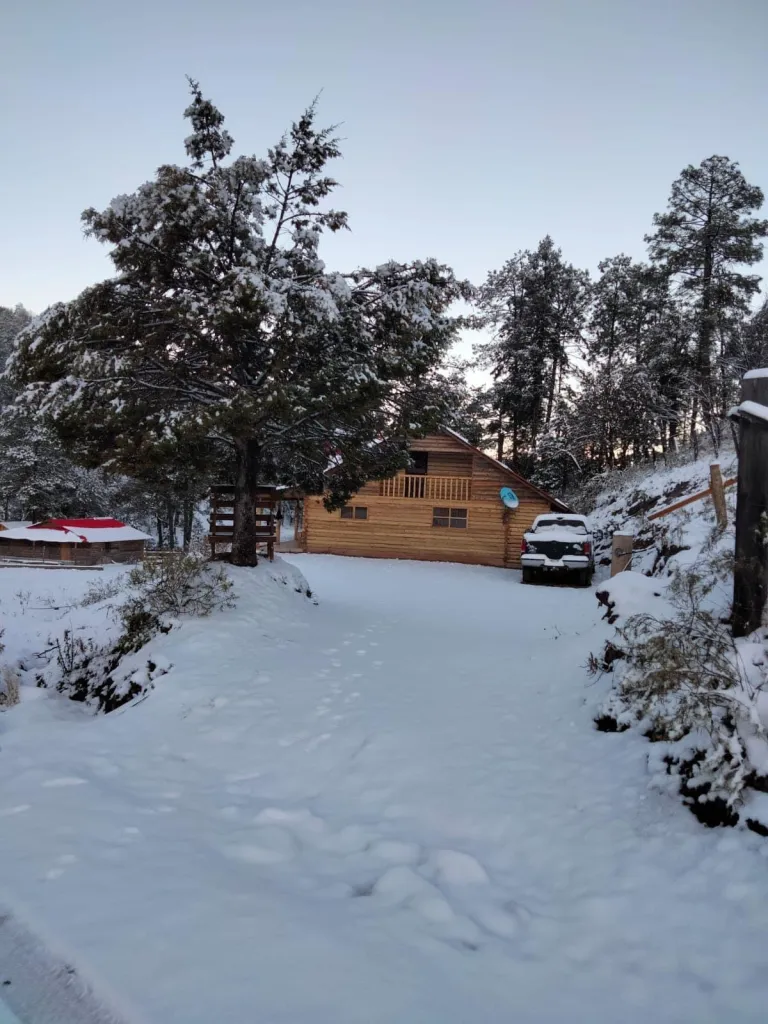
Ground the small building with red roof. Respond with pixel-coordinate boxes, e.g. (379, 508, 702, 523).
(0, 518, 152, 565)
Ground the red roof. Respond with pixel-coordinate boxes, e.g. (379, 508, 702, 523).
(31, 518, 127, 531)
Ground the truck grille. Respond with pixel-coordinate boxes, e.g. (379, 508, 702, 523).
(532, 541, 583, 559)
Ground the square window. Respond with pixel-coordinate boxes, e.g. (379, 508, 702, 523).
(354, 507, 368, 520)
(434, 507, 468, 528)
(340, 506, 354, 519)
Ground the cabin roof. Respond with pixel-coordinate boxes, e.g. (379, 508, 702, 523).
(0, 518, 151, 544)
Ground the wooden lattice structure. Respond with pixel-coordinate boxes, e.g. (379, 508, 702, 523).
(209, 485, 278, 562)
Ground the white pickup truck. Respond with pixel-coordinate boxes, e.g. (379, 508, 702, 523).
(520, 513, 594, 586)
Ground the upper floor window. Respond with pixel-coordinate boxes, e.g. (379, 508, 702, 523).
(432, 507, 468, 528)
(409, 451, 429, 475)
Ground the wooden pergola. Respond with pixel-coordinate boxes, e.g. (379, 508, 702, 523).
(208, 485, 304, 562)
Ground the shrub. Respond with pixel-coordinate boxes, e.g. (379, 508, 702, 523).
(51, 621, 172, 714)
(126, 553, 235, 618)
(0, 665, 19, 709)
(595, 560, 766, 820)
(79, 576, 125, 607)
(45, 555, 235, 713)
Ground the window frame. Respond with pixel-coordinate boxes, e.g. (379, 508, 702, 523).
(432, 506, 468, 529)
(340, 505, 368, 521)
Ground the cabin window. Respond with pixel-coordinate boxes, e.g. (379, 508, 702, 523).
(432, 507, 468, 529)
(103, 542, 113, 552)
(341, 506, 368, 520)
(410, 451, 429, 475)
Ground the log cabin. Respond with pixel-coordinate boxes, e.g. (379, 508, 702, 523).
(302, 428, 569, 569)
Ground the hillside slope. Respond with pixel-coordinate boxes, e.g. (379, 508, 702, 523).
(586, 444, 768, 836)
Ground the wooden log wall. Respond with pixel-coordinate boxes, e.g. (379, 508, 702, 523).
(305, 496, 550, 568)
(306, 434, 556, 569)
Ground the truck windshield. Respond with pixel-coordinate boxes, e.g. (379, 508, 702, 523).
(534, 519, 587, 534)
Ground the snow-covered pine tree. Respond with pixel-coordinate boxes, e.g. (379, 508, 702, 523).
(0, 304, 33, 403)
(475, 237, 590, 471)
(9, 83, 469, 565)
(646, 156, 768, 432)
(394, 358, 492, 449)
(574, 257, 691, 470)
(726, 297, 768, 376)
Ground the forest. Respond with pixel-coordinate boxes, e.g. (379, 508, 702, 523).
(2, 84, 766, 561)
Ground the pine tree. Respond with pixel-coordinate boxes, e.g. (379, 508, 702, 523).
(9, 83, 469, 565)
(646, 155, 768, 429)
(475, 237, 590, 469)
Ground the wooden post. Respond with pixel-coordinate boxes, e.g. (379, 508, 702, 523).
(709, 463, 727, 529)
(610, 532, 633, 577)
(733, 370, 768, 637)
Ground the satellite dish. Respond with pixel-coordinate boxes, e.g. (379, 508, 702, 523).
(499, 487, 519, 509)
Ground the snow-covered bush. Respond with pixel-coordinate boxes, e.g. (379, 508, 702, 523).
(48, 618, 172, 714)
(125, 553, 235, 619)
(594, 559, 768, 827)
(0, 665, 20, 709)
(42, 556, 235, 713)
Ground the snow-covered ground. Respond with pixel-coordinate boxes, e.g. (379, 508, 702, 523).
(2, 554, 768, 1022)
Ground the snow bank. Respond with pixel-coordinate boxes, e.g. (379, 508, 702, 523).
(595, 572, 672, 624)
(582, 444, 737, 579)
(4, 554, 768, 1019)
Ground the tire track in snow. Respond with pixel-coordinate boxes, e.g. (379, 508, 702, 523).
(0, 907, 138, 1024)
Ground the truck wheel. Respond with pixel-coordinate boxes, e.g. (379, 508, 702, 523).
(522, 568, 535, 584)
(579, 569, 592, 587)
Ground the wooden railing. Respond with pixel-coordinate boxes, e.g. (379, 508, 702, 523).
(380, 475, 472, 501)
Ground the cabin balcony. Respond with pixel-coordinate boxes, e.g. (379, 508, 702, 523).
(380, 474, 472, 502)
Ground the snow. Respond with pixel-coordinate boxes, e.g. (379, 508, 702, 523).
(586, 445, 739, 577)
(735, 399, 768, 423)
(596, 571, 672, 621)
(0, 528, 85, 543)
(0, 525, 150, 543)
(743, 367, 768, 380)
(2, 555, 768, 1021)
(526, 527, 588, 542)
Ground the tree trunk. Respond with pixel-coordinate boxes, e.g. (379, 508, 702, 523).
(166, 499, 176, 549)
(545, 356, 559, 427)
(232, 438, 261, 566)
(496, 408, 505, 462)
(698, 223, 715, 426)
(182, 500, 194, 552)
(157, 516, 164, 550)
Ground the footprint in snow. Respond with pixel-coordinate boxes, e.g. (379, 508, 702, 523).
(41, 777, 87, 788)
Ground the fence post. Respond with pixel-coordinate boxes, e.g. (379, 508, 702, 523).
(709, 463, 728, 530)
(610, 532, 634, 577)
(733, 370, 768, 637)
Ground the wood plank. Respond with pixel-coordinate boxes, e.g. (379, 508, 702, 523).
(647, 478, 737, 520)
(734, 374, 768, 636)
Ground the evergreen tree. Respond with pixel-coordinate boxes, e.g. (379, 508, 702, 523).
(475, 237, 590, 469)
(646, 155, 768, 428)
(9, 83, 469, 564)
(0, 304, 33, 403)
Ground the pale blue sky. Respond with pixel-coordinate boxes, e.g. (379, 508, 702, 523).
(3, 0, 767, 337)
